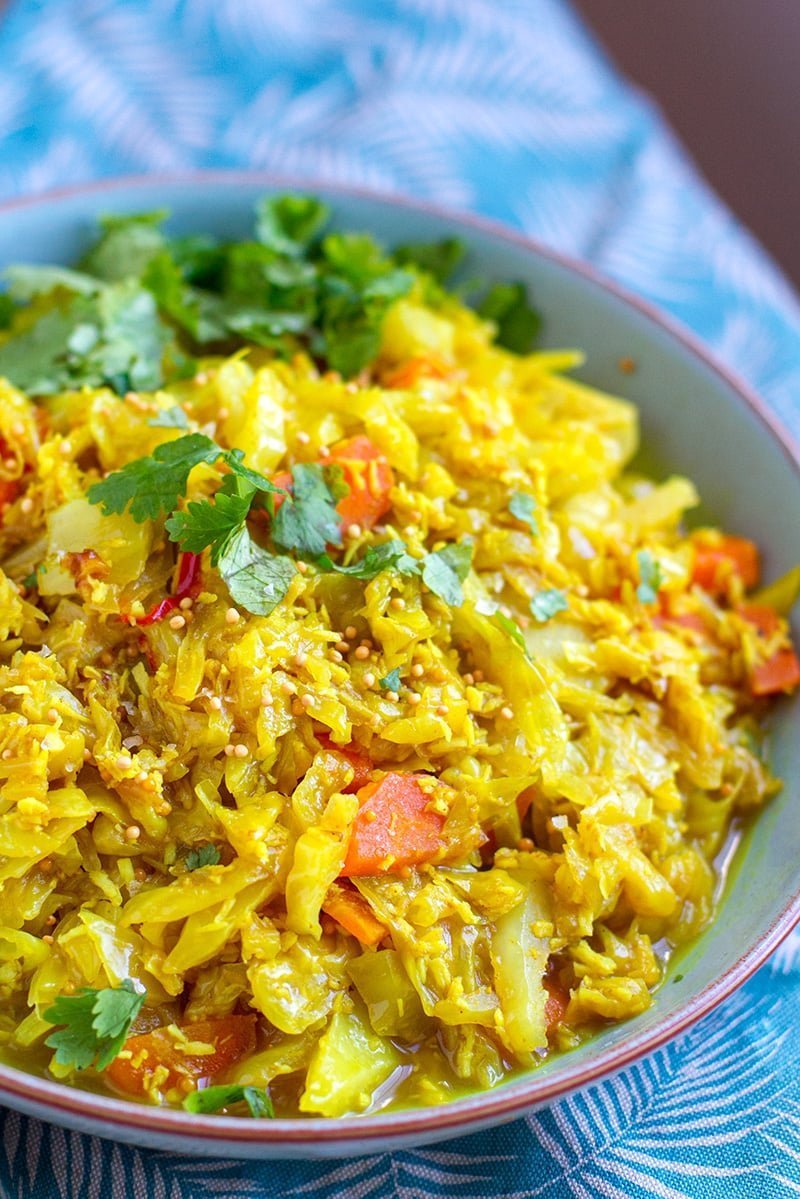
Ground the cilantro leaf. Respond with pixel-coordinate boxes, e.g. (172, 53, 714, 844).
(379, 667, 402, 691)
(394, 237, 466, 284)
(4, 264, 99, 300)
(149, 405, 189, 430)
(81, 210, 168, 282)
(0, 281, 168, 397)
(318, 539, 421, 580)
(495, 611, 528, 649)
(478, 282, 541, 353)
(43, 979, 145, 1071)
(317, 235, 414, 376)
(508, 491, 539, 535)
(183, 1083, 274, 1118)
(422, 540, 473, 607)
(272, 463, 343, 557)
(165, 488, 254, 562)
(636, 551, 663, 605)
(185, 843, 221, 870)
(529, 589, 569, 623)
(255, 195, 330, 256)
(217, 527, 295, 616)
(88, 432, 220, 522)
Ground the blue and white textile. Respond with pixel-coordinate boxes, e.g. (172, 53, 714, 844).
(0, 1, 798, 1195)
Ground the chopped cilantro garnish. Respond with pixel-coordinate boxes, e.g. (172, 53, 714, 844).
(0, 194, 537, 399)
(80, 210, 169, 283)
(255, 194, 330, 256)
(217, 528, 296, 617)
(422, 541, 473, 607)
(495, 611, 528, 650)
(394, 237, 466, 284)
(508, 491, 539, 535)
(149, 405, 189, 430)
(165, 488, 255, 562)
(183, 1083, 274, 1118)
(185, 843, 221, 871)
(379, 667, 402, 691)
(88, 432, 222, 522)
(529, 589, 568, 623)
(271, 463, 344, 557)
(90, 432, 283, 525)
(318, 539, 419, 580)
(636, 551, 663, 605)
(0, 281, 168, 396)
(477, 282, 541, 353)
(43, 979, 145, 1071)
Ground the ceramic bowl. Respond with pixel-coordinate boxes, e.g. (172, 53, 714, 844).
(0, 175, 797, 1158)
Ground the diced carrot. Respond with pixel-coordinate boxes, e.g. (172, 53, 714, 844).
(105, 1014, 257, 1099)
(653, 610, 708, 634)
(544, 977, 570, 1035)
(316, 733, 373, 793)
(341, 772, 446, 877)
(329, 435, 394, 532)
(383, 354, 451, 389)
(0, 479, 21, 510)
(691, 535, 760, 595)
(752, 649, 800, 696)
(738, 603, 781, 638)
(322, 881, 387, 945)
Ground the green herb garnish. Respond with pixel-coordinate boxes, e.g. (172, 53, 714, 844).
(529, 589, 568, 623)
(185, 843, 221, 871)
(43, 979, 145, 1071)
(183, 1083, 274, 1118)
(379, 667, 402, 691)
(271, 463, 344, 557)
(508, 491, 539, 535)
(636, 551, 663, 606)
(421, 541, 474, 607)
(477, 282, 541, 353)
(495, 611, 528, 650)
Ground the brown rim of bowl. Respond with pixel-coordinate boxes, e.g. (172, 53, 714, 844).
(0, 171, 797, 1146)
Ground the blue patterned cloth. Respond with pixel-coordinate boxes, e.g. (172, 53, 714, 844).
(0, 1, 798, 1195)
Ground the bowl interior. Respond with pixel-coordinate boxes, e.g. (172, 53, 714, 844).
(0, 176, 796, 1156)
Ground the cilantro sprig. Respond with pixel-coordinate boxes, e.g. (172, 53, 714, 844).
(183, 1083, 274, 1118)
(0, 194, 539, 395)
(320, 537, 474, 607)
(43, 979, 146, 1071)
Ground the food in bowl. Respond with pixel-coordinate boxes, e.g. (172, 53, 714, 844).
(0, 195, 795, 1120)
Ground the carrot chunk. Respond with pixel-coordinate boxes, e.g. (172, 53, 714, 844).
(752, 649, 800, 696)
(738, 603, 781, 638)
(322, 881, 387, 945)
(691, 535, 760, 594)
(383, 354, 451, 389)
(316, 733, 373, 793)
(329, 435, 394, 531)
(105, 1015, 256, 1098)
(544, 977, 570, 1035)
(341, 772, 446, 876)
